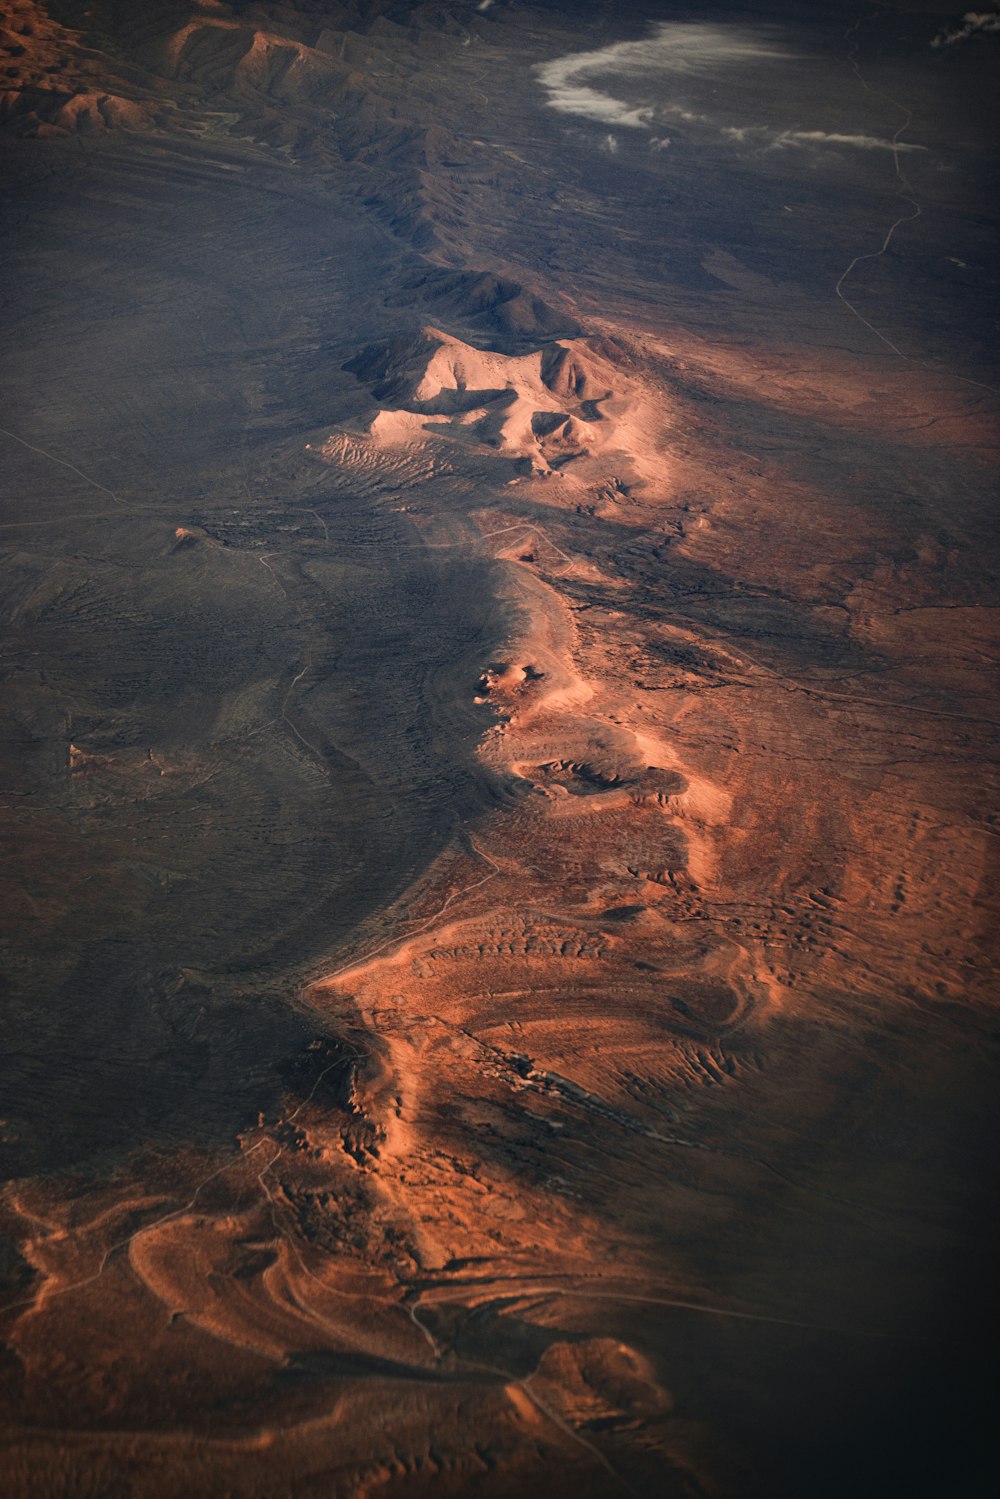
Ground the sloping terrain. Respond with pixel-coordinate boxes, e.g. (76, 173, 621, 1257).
(1, 3, 998, 1496)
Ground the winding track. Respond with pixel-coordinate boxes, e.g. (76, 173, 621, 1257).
(834, 18, 922, 361)
(834, 16, 997, 395)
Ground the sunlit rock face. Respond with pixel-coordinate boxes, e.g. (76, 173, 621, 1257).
(1, 2, 997, 1495)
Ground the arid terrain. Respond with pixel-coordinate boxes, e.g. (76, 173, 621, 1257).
(1, 2, 998, 1495)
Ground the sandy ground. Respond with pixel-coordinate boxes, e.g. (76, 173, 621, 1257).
(1, 3, 998, 1496)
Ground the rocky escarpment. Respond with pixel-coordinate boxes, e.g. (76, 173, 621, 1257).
(0, 0, 536, 267)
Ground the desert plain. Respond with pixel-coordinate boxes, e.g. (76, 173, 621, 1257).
(0, 1, 998, 1495)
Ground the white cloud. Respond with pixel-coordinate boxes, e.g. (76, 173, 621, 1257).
(721, 123, 924, 154)
(773, 130, 926, 153)
(536, 22, 790, 130)
(537, 82, 653, 128)
(536, 22, 924, 160)
(931, 10, 1000, 47)
(663, 105, 710, 125)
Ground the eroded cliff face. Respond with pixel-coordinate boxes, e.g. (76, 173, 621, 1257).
(1, 3, 997, 1495)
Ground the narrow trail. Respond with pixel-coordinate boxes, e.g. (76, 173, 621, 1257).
(304, 505, 329, 544)
(279, 663, 320, 759)
(404, 1296, 633, 1490)
(478, 519, 576, 567)
(546, 1284, 896, 1342)
(302, 833, 503, 994)
(251, 1136, 436, 1364)
(256, 551, 289, 596)
(0, 506, 146, 531)
(835, 17, 997, 396)
(516, 1373, 634, 1491)
(0, 1053, 352, 1324)
(0, 425, 127, 508)
(834, 18, 922, 361)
